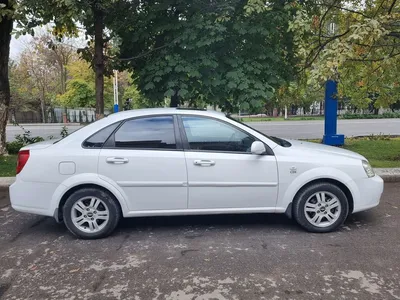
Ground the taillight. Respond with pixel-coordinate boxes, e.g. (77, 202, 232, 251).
(16, 150, 30, 175)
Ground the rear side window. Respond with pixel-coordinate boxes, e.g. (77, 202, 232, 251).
(114, 116, 176, 149)
(83, 122, 120, 148)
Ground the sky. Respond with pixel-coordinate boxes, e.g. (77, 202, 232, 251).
(10, 34, 32, 60)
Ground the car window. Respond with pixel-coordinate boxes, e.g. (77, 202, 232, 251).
(83, 122, 120, 148)
(182, 116, 255, 153)
(114, 116, 176, 149)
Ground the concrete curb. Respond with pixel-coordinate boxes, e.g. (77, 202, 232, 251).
(374, 168, 400, 182)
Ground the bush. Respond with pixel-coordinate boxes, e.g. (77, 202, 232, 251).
(341, 112, 400, 119)
(6, 141, 25, 154)
(6, 123, 45, 154)
(60, 126, 69, 138)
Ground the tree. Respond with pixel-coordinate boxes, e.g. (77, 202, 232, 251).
(58, 58, 114, 109)
(0, 0, 14, 154)
(0, 0, 131, 154)
(113, 0, 296, 113)
(288, 0, 400, 110)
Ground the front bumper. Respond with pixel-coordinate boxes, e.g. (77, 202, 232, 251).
(351, 175, 384, 213)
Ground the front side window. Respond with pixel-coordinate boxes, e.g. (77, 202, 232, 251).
(182, 116, 255, 153)
(114, 116, 176, 149)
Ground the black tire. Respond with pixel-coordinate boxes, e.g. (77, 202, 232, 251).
(293, 182, 349, 233)
(63, 188, 121, 239)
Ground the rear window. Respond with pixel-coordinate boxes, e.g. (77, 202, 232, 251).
(114, 116, 176, 149)
(83, 122, 120, 148)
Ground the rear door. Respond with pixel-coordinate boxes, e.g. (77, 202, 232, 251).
(97, 115, 188, 212)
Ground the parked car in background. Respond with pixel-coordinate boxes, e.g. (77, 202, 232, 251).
(10, 108, 383, 239)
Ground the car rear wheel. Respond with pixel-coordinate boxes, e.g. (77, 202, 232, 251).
(63, 188, 121, 239)
(293, 183, 349, 233)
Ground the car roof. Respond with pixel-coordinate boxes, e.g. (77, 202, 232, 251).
(106, 108, 226, 122)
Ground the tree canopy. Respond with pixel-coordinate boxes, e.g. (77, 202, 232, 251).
(113, 0, 297, 112)
(289, 0, 400, 110)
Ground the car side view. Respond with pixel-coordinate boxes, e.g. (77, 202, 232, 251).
(10, 108, 384, 239)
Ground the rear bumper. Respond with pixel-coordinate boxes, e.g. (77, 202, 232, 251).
(351, 175, 384, 213)
(9, 179, 58, 217)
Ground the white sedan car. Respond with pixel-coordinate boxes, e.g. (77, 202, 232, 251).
(10, 108, 383, 239)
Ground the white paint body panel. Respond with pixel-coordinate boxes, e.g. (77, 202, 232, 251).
(184, 151, 278, 209)
(98, 149, 188, 211)
(9, 108, 383, 220)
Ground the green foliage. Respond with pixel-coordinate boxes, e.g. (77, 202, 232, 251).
(341, 112, 400, 119)
(56, 59, 114, 109)
(288, 0, 400, 109)
(14, 132, 44, 145)
(114, 0, 296, 113)
(58, 79, 95, 107)
(122, 80, 153, 109)
(5, 141, 24, 155)
(6, 126, 45, 155)
(366, 134, 391, 141)
(60, 126, 69, 138)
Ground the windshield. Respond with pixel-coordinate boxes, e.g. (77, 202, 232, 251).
(227, 115, 292, 147)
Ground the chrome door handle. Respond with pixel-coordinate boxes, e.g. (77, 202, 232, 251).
(193, 160, 215, 166)
(106, 157, 129, 164)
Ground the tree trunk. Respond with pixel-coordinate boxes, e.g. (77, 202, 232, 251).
(170, 90, 179, 107)
(0, 0, 13, 155)
(93, 2, 104, 120)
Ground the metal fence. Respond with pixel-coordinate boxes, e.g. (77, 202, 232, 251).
(9, 107, 111, 124)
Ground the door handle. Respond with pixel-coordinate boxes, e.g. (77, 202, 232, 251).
(193, 160, 215, 167)
(106, 157, 129, 164)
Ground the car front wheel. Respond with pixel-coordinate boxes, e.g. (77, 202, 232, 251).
(63, 188, 121, 239)
(293, 183, 349, 233)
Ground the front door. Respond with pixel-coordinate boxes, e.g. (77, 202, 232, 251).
(98, 115, 188, 212)
(180, 116, 278, 209)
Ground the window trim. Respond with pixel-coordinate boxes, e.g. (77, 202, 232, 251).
(81, 121, 122, 149)
(102, 114, 183, 151)
(177, 115, 274, 155)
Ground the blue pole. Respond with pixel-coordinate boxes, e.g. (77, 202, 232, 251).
(114, 104, 119, 113)
(323, 80, 344, 146)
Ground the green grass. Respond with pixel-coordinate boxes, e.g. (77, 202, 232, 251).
(0, 155, 17, 177)
(242, 116, 325, 122)
(307, 137, 400, 168)
(343, 138, 400, 168)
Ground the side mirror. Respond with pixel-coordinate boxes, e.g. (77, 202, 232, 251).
(251, 141, 266, 155)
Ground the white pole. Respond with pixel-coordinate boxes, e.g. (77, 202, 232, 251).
(284, 105, 288, 120)
(113, 70, 119, 112)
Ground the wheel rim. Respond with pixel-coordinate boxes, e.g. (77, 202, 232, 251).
(304, 191, 342, 228)
(71, 197, 110, 233)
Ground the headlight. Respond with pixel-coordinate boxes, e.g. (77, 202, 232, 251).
(362, 160, 375, 178)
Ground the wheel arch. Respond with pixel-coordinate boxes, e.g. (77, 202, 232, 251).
(50, 173, 129, 221)
(56, 184, 124, 222)
(288, 178, 354, 218)
(279, 167, 358, 218)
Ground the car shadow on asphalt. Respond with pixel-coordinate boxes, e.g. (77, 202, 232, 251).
(6, 210, 378, 242)
(118, 213, 302, 232)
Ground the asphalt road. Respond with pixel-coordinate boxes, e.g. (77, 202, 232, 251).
(248, 118, 400, 139)
(0, 183, 399, 299)
(6, 118, 400, 141)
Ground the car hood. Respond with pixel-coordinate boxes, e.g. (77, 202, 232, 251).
(21, 140, 55, 151)
(286, 139, 365, 160)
